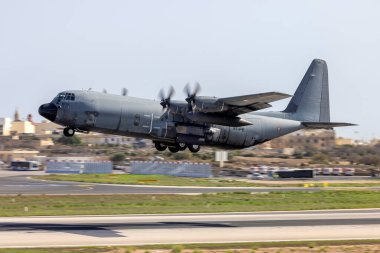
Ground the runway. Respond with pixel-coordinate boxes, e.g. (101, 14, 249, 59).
(1, 209, 380, 248)
(0, 171, 320, 195)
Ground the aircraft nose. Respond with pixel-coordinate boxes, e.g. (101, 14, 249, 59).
(38, 103, 58, 122)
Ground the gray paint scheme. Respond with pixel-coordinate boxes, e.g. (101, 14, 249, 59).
(284, 58, 330, 122)
(39, 59, 354, 151)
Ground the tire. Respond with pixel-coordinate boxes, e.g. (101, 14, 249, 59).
(63, 127, 75, 137)
(168, 146, 179, 153)
(188, 144, 200, 153)
(154, 142, 167, 151)
(177, 142, 187, 151)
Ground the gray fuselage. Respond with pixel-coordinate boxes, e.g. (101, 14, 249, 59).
(45, 90, 303, 149)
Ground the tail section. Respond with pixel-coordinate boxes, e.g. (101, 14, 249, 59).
(284, 59, 330, 122)
(255, 59, 355, 129)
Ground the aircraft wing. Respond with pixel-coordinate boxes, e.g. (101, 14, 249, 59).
(218, 92, 291, 106)
(217, 92, 291, 115)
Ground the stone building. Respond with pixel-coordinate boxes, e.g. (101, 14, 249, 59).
(268, 129, 336, 150)
(0, 118, 12, 136)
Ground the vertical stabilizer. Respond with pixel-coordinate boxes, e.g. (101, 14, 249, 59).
(284, 59, 330, 122)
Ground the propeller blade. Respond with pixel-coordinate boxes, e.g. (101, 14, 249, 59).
(183, 83, 191, 98)
(193, 82, 201, 97)
(184, 82, 201, 111)
(158, 88, 165, 101)
(122, 88, 128, 96)
(158, 86, 175, 110)
(168, 85, 175, 98)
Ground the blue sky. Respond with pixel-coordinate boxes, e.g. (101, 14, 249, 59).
(0, 0, 379, 140)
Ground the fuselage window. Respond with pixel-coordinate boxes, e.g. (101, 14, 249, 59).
(134, 114, 140, 126)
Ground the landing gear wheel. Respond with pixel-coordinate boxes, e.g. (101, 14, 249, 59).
(188, 144, 200, 153)
(177, 142, 187, 151)
(168, 146, 179, 153)
(63, 127, 75, 137)
(154, 142, 167, 151)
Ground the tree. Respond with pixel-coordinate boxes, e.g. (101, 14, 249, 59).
(55, 135, 82, 145)
(311, 153, 329, 164)
(110, 153, 126, 164)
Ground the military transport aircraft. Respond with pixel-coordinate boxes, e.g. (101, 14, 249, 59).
(39, 59, 354, 153)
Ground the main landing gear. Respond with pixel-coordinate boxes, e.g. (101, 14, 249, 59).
(63, 127, 75, 137)
(154, 142, 167, 151)
(188, 144, 200, 153)
(154, 142, 201, 153)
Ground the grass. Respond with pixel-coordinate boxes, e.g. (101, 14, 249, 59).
(1, 240, 380, 253)
(34, 174, 380, 188)
(1, 190, 380, 217)
(35, 174, 263, 187)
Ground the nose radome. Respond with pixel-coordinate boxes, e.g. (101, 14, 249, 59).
(38, 103, 58, 122)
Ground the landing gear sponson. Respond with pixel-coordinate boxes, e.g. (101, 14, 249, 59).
(154, 142, 200, 153)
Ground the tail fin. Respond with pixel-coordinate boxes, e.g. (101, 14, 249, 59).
(284, 59, 330, 122)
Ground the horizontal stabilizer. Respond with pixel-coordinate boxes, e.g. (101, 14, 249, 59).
(302, 122, 356, 129)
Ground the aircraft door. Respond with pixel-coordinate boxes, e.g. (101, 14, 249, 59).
(150, 115, 166, 138)
(58, 101, 73, 126)
(128, 112, 153, 135)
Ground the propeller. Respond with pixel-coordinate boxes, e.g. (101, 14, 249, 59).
(158, 86, 175, 109)
(103, 89, 107, 94)
(122, 88, 128, 96)
(184, 82, 201, 111)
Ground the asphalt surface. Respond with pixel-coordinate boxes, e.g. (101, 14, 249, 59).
(1, 209, 380, 247)
(0, 171, 321, 195)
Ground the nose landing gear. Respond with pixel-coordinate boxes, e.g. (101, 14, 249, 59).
(63, 127, 75, 137)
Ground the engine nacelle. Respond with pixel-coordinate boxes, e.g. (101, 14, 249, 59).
(193, 97, 230, 113)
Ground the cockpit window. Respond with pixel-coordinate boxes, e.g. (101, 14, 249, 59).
(56, 93, 75, 103)
(56, 93, 65, 103)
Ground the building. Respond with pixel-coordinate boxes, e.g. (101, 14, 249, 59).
(10, 121, 35, 135)
(0, 118, 12, 136)
(336, 137, 355, 146)
(370, 139, 380, 146)
(268, 129, 336, 150)
(9, 110, 36, 135)
(35, 121, 60, 135)
(130, 161, 213, 178)
(80, 133, 132, 146)
(0, 150, 40, 163)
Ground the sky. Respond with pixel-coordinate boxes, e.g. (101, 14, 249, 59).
(0, 0, 379, 140)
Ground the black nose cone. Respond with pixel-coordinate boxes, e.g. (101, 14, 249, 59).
(39, 103, 58, 122)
